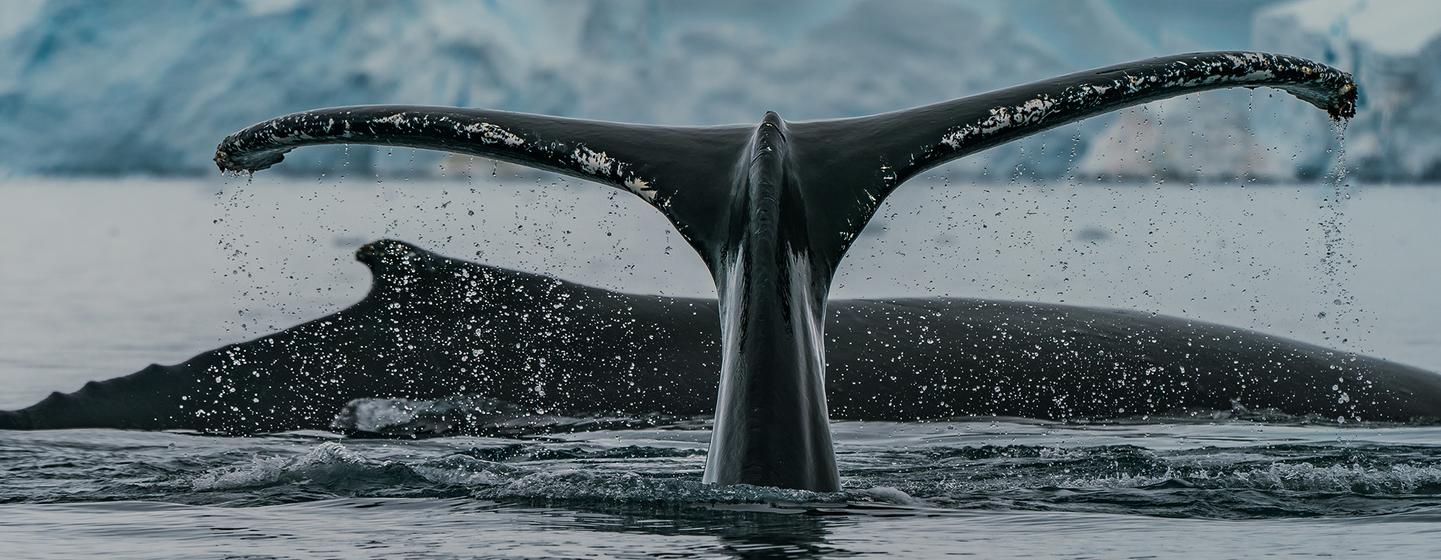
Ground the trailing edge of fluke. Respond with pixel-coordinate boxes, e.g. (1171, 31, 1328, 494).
(214, 52, 1358, 491)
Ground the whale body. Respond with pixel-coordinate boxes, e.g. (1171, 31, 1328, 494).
(207, 52, 1364, 490)
(4, 240, 1438, 436)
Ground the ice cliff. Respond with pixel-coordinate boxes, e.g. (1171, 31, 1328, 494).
(0, 0, 1433, 180)
(1252, 0, 1441, 181)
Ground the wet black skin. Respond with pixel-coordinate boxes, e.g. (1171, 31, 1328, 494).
(5, 241, 1438, 436)
(27, 52, 1366, 491)
(705, 112, 837, 489)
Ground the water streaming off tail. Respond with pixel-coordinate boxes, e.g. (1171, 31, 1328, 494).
(1316, 121, 1362, 351)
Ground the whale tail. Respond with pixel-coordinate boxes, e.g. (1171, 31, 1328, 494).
(216, 51, 1357, 491)
(216, 52, 1354, 272)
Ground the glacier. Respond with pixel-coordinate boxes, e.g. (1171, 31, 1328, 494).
(1252, 0, 1441, 181)
(0, 0, 1433, 180)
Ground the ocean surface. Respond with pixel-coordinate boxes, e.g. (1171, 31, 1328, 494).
(5, 422, 1441, 558)
(3, 175, 1441, 558)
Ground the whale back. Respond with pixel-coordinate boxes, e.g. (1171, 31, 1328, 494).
(5, 241, 1440, 435)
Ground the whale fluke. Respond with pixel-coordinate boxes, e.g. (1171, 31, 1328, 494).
(215, 52, 1358, 491)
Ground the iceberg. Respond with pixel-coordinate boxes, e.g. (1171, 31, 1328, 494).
(1, 0, 1429, 180)
(1252, 0, 1441, 180)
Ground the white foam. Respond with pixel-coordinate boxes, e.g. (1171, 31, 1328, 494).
(191, 442, 368, 491)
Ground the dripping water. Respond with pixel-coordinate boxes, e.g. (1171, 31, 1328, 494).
(1316, 120, 1357, 349)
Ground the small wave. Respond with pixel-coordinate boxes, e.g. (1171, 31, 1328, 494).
(191, 442, 512, 492)
(1036, 451, 1441, 494)
(192, 442, 386, 491)
(330, 395, 695, 439)
(848, 442, 1441, 517)
(854, 486, 922, 505)
(1174, 462, 1441, 494)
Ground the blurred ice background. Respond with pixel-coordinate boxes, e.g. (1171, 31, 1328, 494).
(3, 0, 1440, 180)
(1, 0, 1439, 407)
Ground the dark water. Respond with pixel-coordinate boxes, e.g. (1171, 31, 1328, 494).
(4, 420, 1441, 558)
